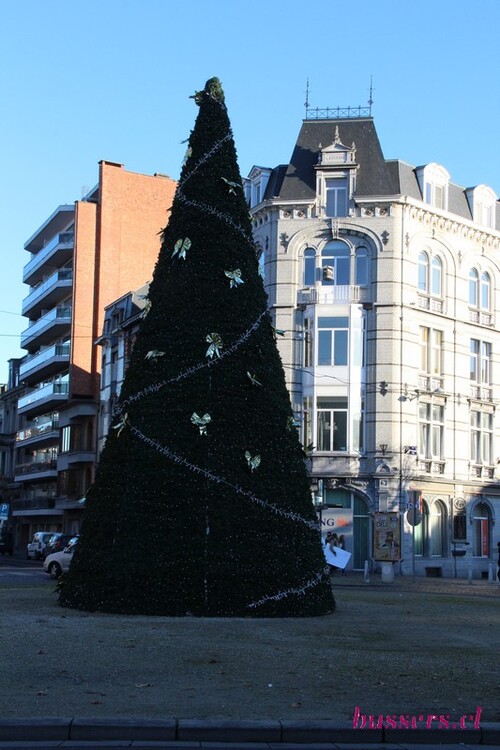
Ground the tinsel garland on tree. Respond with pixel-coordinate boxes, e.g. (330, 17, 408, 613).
(58, 77, 335, 617)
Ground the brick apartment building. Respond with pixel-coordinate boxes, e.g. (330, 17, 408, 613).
(9, 161, 175, 546)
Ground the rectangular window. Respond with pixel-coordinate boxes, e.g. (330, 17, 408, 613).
(61, 426, 71, 453)
(303, 318, 312, 367)
(470, 339, 491, 383)
(470, 410, 493, 464)
(419, 327, 442, 375)
(419, 402, 444, 459)
(317, 317, 349, 366)
(317, 396, 348, 452)
(325, 178, 348, 217)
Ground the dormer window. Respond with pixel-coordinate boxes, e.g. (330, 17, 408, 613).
(315, 127, 357, 218)
(325, 178, 348, 217)
(416, 163, 450, 211)
(466, 185, 497, 229)
(245, 166, 272, 209)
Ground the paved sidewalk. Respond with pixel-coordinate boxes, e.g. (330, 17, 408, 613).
(330, 570, 500, 595)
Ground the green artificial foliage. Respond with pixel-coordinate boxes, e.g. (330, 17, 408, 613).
(58, 77, 335, 617)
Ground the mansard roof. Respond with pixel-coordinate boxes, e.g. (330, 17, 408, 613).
(275, 118, 396, 200)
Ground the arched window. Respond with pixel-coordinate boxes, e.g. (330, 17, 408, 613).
(469, 268, 479, 306)
(472, 502, 490, 557)
(480, 272, 491, 311)
(303, 248, 316, 286)
(322, 242, 350, 286)
(413, 500, 428, 556)
(418, 251, 429, 292)
(429, 500, 447, 556)
(431, 256, 442, 296)
(355, 247, 369, 286)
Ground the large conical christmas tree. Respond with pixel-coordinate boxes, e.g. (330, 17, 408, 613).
(59, 78, 334, 617)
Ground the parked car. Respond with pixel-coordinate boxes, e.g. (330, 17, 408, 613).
(43, 533, 77, 559)
(26, 531, 57, 560)
(43, 537, 78, 579)
(0, 531, 14, 556)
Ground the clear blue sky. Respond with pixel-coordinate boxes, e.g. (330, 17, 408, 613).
(1, 0, 499, 382)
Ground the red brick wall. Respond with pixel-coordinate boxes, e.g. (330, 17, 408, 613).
(70, 162, 176, 398)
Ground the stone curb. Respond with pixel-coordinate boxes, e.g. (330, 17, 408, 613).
(0, 719, 498, 745)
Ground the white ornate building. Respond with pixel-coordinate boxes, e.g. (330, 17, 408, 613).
(246, 109, 500, 578)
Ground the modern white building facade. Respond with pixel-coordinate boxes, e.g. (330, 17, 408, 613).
(246, 110, 500, 578)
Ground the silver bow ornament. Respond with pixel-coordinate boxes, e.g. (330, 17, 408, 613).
(206, 333, 223, 359)
(245, 451, 261, 472)
(224, 269, 244, 288)
(191, 412, 212, 435)
(172, 237, 192, 260)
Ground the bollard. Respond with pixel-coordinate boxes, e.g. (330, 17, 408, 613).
(381, 561, 395, 583)
(467, 562, 473, 584)
(488, 563, 495, 583)
(363, 560, 370, 584)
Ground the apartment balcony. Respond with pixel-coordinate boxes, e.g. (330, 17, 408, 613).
(57, 450, 96, 471)
(19, 344, 70, 384)
(308, 453, 362, 477)
(14, 459, 58, 482)
(297, 285, 370, 306)
(18, 381, 69, 417)
(22, 269, 73, 318)
(21, 305, 71, 350)
(12, 497, 57, 512)
(23, 232, 74, 286)
(16, 418, 59, 447)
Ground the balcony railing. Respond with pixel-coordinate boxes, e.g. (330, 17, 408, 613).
(14, 459, 58, 477)
(297, 285, 368, 305)
(12, 498, 56, 511)
(469, 384, 493, 402)
(18, 381, 69, 412)
(16, 419, 59, 443)
(23, 232, 74, 283)
(22, 269, 73, 315)
(19, 344, 70, 380)
(21, 306, 71, 348)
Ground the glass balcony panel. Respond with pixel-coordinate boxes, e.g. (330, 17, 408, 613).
(16, 418, 60, 443)
(18, 381, 69, 412)
(23, 232, 74, 285)
(22, 269, 73, 317)
(21, 306, 72, 348)
(19, 344, 70, 380)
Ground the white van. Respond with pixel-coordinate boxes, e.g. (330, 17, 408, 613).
(26, 531, 57, 560)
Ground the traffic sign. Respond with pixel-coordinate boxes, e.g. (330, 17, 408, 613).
(406, 507, 422, 526)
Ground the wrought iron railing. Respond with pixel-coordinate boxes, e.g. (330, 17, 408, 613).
(305, 105, 372, 120)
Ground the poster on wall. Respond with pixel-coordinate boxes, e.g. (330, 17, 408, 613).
(373, 512, 401, 561)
